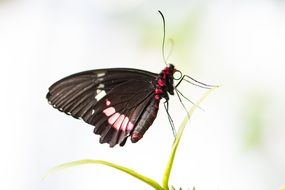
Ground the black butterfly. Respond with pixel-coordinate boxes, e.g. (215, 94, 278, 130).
(47, 65, 177, 147)
(46, 11, 215, 147)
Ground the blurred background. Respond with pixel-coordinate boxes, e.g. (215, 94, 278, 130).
(1, 0, 285, 189)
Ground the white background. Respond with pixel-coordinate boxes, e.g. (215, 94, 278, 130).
(1, 0, 285, 190)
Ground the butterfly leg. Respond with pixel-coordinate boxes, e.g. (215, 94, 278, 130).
(163, 100, 176, 137)
(174, 75, 205, 112)
(174, 88, 191, 118)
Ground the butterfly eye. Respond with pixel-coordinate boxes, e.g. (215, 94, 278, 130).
(174, 69, 182, 80)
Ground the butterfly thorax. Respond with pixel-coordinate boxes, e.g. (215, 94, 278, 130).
(154, 64, 176, 102)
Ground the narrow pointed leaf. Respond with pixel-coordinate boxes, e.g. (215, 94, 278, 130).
(44, 159, 164, 190)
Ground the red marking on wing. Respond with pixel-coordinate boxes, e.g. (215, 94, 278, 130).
(130, 132, 142, 143)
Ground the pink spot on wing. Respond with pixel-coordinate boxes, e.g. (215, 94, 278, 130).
(103, 107, 115, 116)
(108, 112, 120, 124)
(126, 122, 134, 131)
(113, 114, 125, 130)
(105, 99, 111, 106)
(103, 106, 134, 132)
(121, 117, 129, 132)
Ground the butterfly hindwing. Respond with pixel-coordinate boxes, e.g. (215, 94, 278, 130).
(84, 79, 156, 147)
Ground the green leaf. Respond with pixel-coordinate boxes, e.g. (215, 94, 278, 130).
(44, 87, 218, 190)
(162, 87, 218, 189)
(44, 159, 164, 190)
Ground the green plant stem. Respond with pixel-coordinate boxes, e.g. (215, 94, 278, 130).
(162, 87, 218, 189)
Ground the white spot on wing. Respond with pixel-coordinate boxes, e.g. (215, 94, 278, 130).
(97, 72, 105, 77)
(98, 84, 104, 88)
(91, 109, 95, 115)
(95, 90, 106, 101)
(97, 78, 104, 82)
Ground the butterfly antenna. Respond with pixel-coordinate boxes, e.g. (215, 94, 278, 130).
(158, 10, 167, 65)
(166, 38, 175, 61)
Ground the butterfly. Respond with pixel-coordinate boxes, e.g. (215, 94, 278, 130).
(46, 11, 215, 147)
(47, 64, 178, 147)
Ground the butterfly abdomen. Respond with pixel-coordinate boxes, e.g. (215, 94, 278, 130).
(131, 100, 159, 143)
